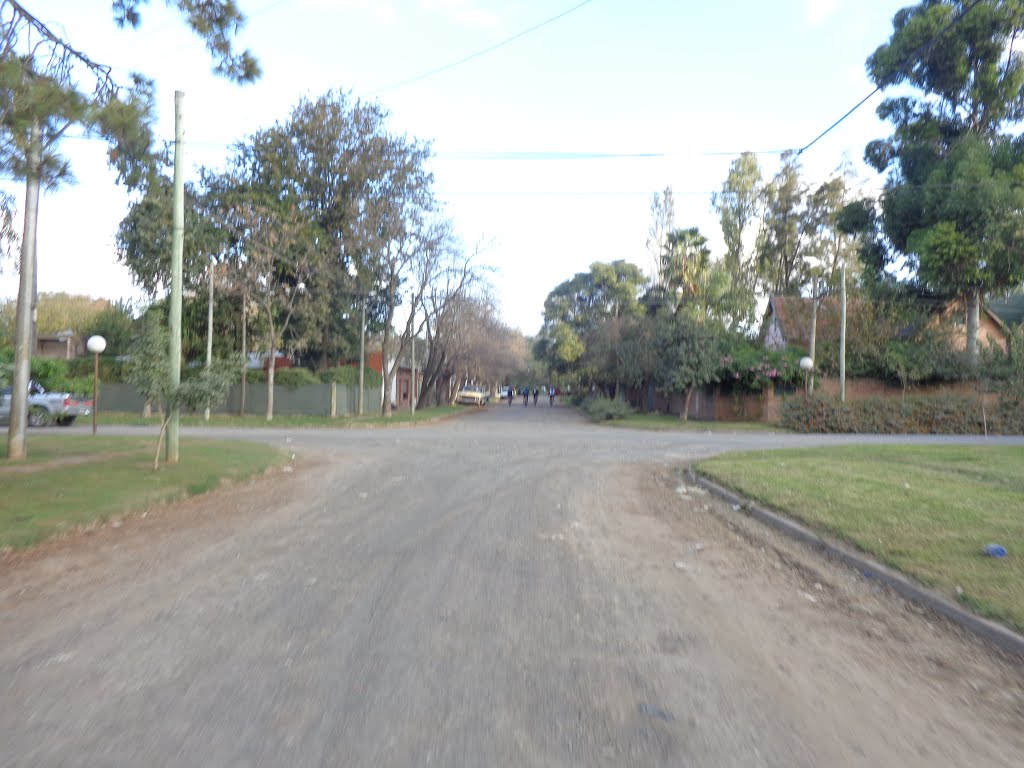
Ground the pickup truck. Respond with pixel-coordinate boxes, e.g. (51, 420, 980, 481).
(0, 380, 93, 427)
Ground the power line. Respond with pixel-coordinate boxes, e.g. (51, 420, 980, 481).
(796, 0, 986, 157)
(369, 0, 599, 94)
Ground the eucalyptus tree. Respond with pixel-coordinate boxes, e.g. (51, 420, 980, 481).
(1, 0, 258, 459)
(865, 0, 1024, 365)
(646, 186, 674, 287)
(756, 151, 808, 296)
(712, 152, 763, 328)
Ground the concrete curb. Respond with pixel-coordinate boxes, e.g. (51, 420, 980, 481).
(688, 469, 1024, 659)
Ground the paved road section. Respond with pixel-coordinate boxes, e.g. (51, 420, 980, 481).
(3, 406, 1024, 766)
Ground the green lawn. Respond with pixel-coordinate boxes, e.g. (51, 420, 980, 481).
(97, 405, 463, 428)
(603, 412, 782, 432)
(695, 445, 1024, 631)
(0, 435, 284, 550)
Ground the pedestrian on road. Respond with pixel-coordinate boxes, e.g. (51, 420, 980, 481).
(523, 387, 529, 407)
(533, 387, 539, 405)
(549, 387, 555, 407)
(508, 386, 514, 406)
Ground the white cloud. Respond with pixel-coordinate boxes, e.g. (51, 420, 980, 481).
(419, 0, 499, 28)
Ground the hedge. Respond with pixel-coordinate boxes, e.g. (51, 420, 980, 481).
(782, 394, 1024, 435)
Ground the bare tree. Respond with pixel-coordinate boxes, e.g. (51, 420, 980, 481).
(224, 199, 325, 420)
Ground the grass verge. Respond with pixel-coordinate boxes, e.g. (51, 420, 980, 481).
(602, 412, 782, 432)
(0, 435, 284, 550)
(695, 445, 1024, 631)
(95, 405, 462, 429)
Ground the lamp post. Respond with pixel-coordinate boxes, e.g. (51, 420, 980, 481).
(799, 356, 814, 398)
(799, 356, 814, 396)
(86, 335, 106, 435)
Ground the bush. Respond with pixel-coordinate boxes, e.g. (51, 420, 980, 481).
(268, 367, 321, 389)
(318, 365, 383, 388)
(780, 393, 1024, 434)
(580, 396, 635, 421)
(30, 358, 92, 396)
(718, 344, 803, 394)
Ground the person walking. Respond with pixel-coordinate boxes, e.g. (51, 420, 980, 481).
(549, 386, 555, 407)
(523, 387, 529, 407)
(507, 386, 514, 406)
(532, 387, 539, 405)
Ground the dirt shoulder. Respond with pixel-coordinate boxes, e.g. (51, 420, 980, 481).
(567, 463, 1024, 765)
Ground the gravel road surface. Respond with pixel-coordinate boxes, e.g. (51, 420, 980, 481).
(2, 405, 1023, 766)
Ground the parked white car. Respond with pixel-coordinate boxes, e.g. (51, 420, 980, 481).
(455, 385, 490, 406)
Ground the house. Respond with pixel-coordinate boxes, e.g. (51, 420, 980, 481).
(35, 330, 85, 359)
(935, 297, 1009, 354)
(762, 295, 1009, 353)
(359, 348, 424, 409)
(762, 296, 867, 352)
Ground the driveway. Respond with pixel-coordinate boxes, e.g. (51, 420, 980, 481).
(2, 405, 1023, 766)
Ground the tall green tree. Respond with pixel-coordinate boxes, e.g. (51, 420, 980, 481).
(712, 152, 762, 328)
(866, 0, 1024, 365)
(756, 151, 808, 296)
(646, 186, 675, 288)
(659, 227, 733, 326)
(536, 260, 646, 390)
(650, 309, 723, 421)
(1, 0, 258, 460)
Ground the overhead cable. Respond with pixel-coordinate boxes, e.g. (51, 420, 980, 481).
(369, 0, 598, 94)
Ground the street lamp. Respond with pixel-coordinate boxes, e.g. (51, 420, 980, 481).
(799, 356, 814, 398)
(86, 335, 106, 435)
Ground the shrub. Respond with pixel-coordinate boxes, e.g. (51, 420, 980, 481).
(269, 367, 321, 389)
(318, 365, 383, 388)
(30, 358, 92, 396)
(580, 396, 635, 421)
(780, 393, 1008, 434)
(718, 344, 804, 394)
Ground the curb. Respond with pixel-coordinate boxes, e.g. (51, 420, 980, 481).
(687, 469, 1024, 659)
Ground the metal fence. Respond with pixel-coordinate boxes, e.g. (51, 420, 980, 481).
(99, 382, 382, 418)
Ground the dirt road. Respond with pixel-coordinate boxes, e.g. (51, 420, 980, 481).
(2, 406, 1023, 766)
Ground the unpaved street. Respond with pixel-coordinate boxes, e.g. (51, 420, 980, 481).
(2, 406, 1024, 766)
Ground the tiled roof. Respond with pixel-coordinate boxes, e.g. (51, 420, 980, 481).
(988, 294, 1024, 327)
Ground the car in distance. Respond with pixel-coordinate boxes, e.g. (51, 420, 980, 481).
(455, 385, 490, 406)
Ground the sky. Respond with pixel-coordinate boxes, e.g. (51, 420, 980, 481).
(1, 0, 913, 335)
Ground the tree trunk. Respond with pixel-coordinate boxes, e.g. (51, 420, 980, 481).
(240, 299, 247, 416)
(381, 339, 393, 417)
(680, 387, 694, 421)
(808, 279, 818, 395)
(266, 350, 276, 421)
(7, 120, 41, 461)
(966, 289, 981, 368)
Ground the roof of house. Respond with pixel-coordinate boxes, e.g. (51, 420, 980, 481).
(988, 294, 1024, 327)
(763, 295, 867, 349)
(766, 294, 1014, 350)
